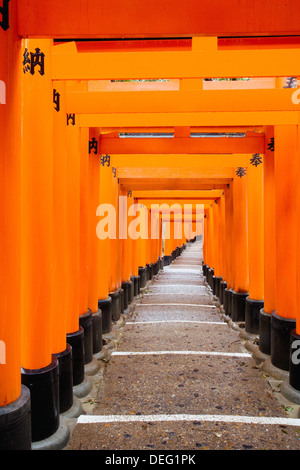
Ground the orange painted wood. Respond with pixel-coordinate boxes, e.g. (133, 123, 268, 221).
(79, 128, 89, 316)
(21, 39, 54, 369)
(247, 157, 264, 301)
(224, 184, 234, 290)
(53, 48, 300, 81)
(67, 89, 299, 115)
(98, 163, 112, 299)
(232, 174, 249, 293)
(88, 129, 101, 313)
(65, 107, 81, 335)
(18, 0, 300, 38)
(109, 168, 121, 292)
(51, 81, 68, 355)
(274, 125, 298, 320)
(0, 1, 22, 406)
(263, 127, 276, 315)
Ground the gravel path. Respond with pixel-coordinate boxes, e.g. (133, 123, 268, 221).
(65, 241, 300, 451)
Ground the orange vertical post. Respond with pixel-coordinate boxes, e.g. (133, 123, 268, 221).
(109, 165, 122, 321)
(51, 81, 74, 416)
(231, 170, 249, 322)
(78, 127, 96, 371)
(0, 2, 31, 450)
(212, 199, 221, 297)
(97, 154, 113, 333)
(137, 203, 148, 287)
(65, 101, 92, 401)
(223, 183, 234, 316)
(266, 125, 298, 375)
(244, 152, 264, 337)
(87, 129, 102, 357)
(282, 120, 300, 400)
(20, 38, 64, 444)
(218, 193, 226, 304)
(257, 127, 276, 358)
(207, 204, 215, 290)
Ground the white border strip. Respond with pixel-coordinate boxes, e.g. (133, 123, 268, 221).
(111, 351, 251, 357)
(77, 413, 300, 427)
(149, 285, 206, 288)
(143, 293, 207, 296)
(126, 320, 226, 325)
(138, 304, 216, 308)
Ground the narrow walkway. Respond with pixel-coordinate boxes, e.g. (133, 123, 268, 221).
(66, 242, 300, 450)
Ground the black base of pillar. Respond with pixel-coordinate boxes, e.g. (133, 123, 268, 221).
(258, 309, 271, 356)
(92, 309, 102, 354)
(0, 385, 32, 450)
(98, 297, 112, 333)
(109, 289, 121, 322)
(159, 257, 164, 270)
(133, 276, 140, 296)
(245, 297, 264, 335)
(79, 310, 93, 364)
(208, 268, 214, 290)
(66, 327, 85, 386)
(21, 358, 59, 442)
(154, 261, 159, 275)
(163, 255, 172, 267)
(289, 330, 300, 391)
(271, 311, 296, 372)
(202, 264, 207, 277)
(138, 266, 147, 288)
(121, 282, 129, 310)
(213, 276, 222, 298)
(128, 277, 134, 304)
(146, 264, 152, 280)
(120, 288, 124, 313)
(220, 280, 227, 305)
(53, 344, 73, 414)
(224, 288, 232, 316)
(231, 290, 248, 322)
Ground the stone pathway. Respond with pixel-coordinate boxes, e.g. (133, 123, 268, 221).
(65, 241, 300, 451)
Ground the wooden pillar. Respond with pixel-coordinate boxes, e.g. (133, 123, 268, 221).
(51, 81, 74, 416)
(245, 153, 264, 336)
(120, 189, 132, 309)
(87, 129, 102, 356)
(223, 183, 234, 315)
(109, 166, 122, 320)
(212, 200, 221, 297)
(137, 203, 148, 287)
(267, 125, 297, 374)
(0, 2, 31, 450)
(64, 99, 92, 400)
(97, 156, 113, 333)
(218, 193, 226, 304)
(207, 204, 215, 289)
(231, 170, 249, 322)
(20, 38, 63, 444)
(281, 119, 300, 399)
(258, 127, 276, 358)
(78, 127, 95, 369)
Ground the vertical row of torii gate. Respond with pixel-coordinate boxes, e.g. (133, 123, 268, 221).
(1, 0, 300, 450)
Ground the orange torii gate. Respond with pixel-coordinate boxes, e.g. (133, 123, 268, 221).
(2, 0, 300, 450)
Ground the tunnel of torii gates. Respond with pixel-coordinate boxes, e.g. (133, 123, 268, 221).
(3, 0, 300, 451)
